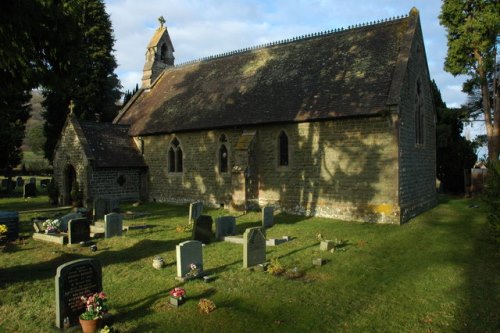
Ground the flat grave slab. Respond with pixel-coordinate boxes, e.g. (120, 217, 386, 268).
(33, 232, 67, 245)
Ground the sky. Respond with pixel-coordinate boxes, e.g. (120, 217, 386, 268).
(105, 0, 475, 128)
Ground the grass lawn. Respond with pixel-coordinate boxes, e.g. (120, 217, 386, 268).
(0, 195, 498, 332)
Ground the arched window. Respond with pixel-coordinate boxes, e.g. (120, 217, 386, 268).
(160, 43, 167, 61)
(219, 145, 228, 173)
(278, 131, 289, 166)
(168, 137, 183, 173)
(219, 134, 228, 173)
(415, 80, 424, 145)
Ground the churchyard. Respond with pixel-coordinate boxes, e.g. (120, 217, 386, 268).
(0, 194, 498, 332)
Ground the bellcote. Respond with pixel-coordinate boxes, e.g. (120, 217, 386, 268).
(142, 16, 175, 88)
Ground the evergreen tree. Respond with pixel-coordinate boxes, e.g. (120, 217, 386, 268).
(439, 0, 500, 161)
(123, 83, 139, 105)
(433, 80, 477, 192)
(42, 0, 121, 159)
(0, 1, 48, 170)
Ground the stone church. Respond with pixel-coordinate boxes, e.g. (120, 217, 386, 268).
(53, 8, 436, 224)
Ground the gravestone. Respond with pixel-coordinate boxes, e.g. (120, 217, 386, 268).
(262, 207, 274, 228)
(59, 213, 81, 232)
(215, 216, 236, 240)
(176, 240, 203, 279)
(188, 202, 203, 224)
(23, 183, 36, 198)
(0, 211, 19, 240)
(29, 177, 36, 184)
(243, 227, 266, 268)
(67, 218, 90, 245)
(16, 177, 24, 187)
(192, 215, 213, 244)
(104, 212, 123, 238)
(93, 198, 108, 221)
(40, 179, 49, 188)
(55, 258, 102, 328)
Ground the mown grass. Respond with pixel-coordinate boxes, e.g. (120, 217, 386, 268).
(0, 195, 498, 332)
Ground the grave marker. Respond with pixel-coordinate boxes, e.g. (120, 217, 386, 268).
(40, 179, 49, 188)
(176, 240, 203, 279)
(67, 218, 90, 245)
(104, 212, 123, 238)
(23, 183, 36, 198)
(188, 202, 203, 224)
(93, 198, 108, 221)
(215, 216, 236, 240)
(0, 211, 19, 240)
(16, 176, 24, 187)
(55, 258, 102, 328)
(243, 227, 266, 268)
(262, 207, 274, 228)
(192, 215, 213, 244)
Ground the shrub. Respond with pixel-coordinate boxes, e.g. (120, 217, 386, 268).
(483, 161, 500, 245)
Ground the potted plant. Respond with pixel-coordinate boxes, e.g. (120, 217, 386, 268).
(169, 287, 186, 307)
(79, 292, 108, 333)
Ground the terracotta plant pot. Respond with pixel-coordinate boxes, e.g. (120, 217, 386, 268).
(79, 318, 102, 333)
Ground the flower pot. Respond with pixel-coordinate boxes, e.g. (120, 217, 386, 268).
(169, 296, 185, 307)
(79, 318, 102, 333)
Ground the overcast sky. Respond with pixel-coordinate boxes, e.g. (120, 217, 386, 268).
(105, 0, 467, 109)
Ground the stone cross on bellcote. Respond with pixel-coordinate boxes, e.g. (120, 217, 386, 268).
(68, 100, 75, 114)
(158, 16, 165, 29)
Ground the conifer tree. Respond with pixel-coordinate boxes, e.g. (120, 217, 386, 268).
(42, 0, 121, 160)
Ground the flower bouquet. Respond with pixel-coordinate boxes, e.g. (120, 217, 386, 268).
(43, 219, 61, 234)
(169, 287, 186, 307)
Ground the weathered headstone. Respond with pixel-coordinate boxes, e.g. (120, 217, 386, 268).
(59, 213, 82, 232)
(0, 211, 19, 240)
(192, 215, 213, 244)
(16, 176, 24, 187)
(104, 212, 123, 238)
(188, 201, 203, 224)
(40, 179, 49, 188)
(243, 227, 266, 268)
(29, 177, 36, 184)
(55, 258, 102, 328)
(67, 218, 90, 245)
(176, 240, 203, 279)
(262, 206, 274, 228)
(23, 183, 36, 198)
(215, 216, 236, 240)
(93, 198, 108, 221)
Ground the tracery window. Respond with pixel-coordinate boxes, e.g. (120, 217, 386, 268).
(168, 137, 183, 173)
(415, 80, 424, 145)
(219, 134, 228, 173)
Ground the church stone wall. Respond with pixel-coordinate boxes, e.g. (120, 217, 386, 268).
(88, 168, 143, 203)
(142, 115, 401, 223)
(396, 21, 437, 222)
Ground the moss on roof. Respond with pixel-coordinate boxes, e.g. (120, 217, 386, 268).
(117, 16, 416, 136)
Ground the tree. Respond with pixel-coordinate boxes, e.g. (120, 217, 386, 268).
(439, 0, 500, 161)
(0, 1, 48, 170)
(42, 0, 121, 159)
(433, 80, 477, 192)
(123, 83, 139, 105)
(26, 123, 46, 155)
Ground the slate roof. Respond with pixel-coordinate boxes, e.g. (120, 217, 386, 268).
(116, 11, 420, 136)
(76, 120, 146, 168)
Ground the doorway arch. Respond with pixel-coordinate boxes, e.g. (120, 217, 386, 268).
(63, 164, 76, 205)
